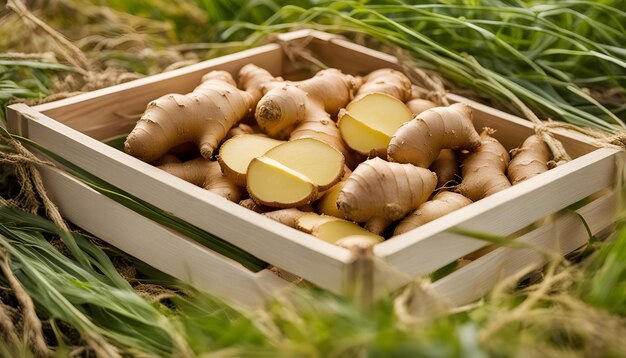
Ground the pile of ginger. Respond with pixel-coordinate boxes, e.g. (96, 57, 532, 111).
(124, 65, 551, 245)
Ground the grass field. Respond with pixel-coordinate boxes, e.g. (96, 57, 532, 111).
(0, 0, 625, 356)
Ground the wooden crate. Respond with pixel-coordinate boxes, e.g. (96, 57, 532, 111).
(7, 30, 623, 308)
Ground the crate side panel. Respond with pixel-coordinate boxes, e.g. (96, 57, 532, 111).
(431, 189, 617, 307)
(13, 105, 350, 293)
(375, 148, 618, 276)
(39, 165, 291, 308)
(36, 45, 283, 141)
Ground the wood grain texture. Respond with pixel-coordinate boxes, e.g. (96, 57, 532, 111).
(38, 165, 291, 308)
(431, 189, 618, 307)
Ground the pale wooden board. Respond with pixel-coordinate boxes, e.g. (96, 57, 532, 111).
(374, 147, 619, 276)
(33, 44, 284, 141)
(38, 165, 291, 308)
(431, 189, 618, 307)
(8, 104, 352, 294)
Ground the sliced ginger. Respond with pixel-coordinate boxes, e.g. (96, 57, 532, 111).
(247, 139, 344, 208)
(311, 219, 384, 245)
(316, 180, 346, 218)
(263, 138, 344, 191)
(247, 157, 317, 207)
(218, 134, 284, 186)
(338, 93, 413, 156)
(296, 213, 339, 233)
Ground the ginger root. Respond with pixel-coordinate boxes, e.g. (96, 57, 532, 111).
(507, 135, 550, 185)
(388, 103, 481, 168)
(125, 65, 275, 162)
(159, 158, 243, 202)
(255, 69, 358, 138)
(255, 68, 358, 165)
(337, 157, 437, 234)
(353, 68, 412, 102)
(406, 98, 437, 115)
(394, 191, 472, 236)
(430, 149, 459, 188)
(457, 129, 511, 201)
(263, 208, 309, 228)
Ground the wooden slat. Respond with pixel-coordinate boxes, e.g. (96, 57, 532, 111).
(38, 165, 291, 308)
(374, 147, 619, 276)
(432, 189, 618, 307)
(33, 44, 284, 141)
(7, 104, 351, 294)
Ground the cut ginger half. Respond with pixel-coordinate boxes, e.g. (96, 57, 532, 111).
(247, 139, 344, 208)
(311, 219, 384, 245)
(218, 134, 284, 186)
(338, 93, 413, 155)
(247, 157, 317, 208)
(263, 138, 344, 191)
(296, 213, 339, 233)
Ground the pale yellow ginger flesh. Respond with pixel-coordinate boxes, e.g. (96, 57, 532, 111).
(457, 129, 511, 201)
(158, 158, 243, 202)
(338, 93, 413, 155)
(388, 103, 481, 168)
(316, 180, 346, 218)
(218, 134, 284, 186)
(310, 219, 384, 245)
(264, 138, 344, 191)
(507, 135, 550, 185)
(247, 157, 317, 208)
(125, 65, 275, 162)
(394, 191, 472, 236)
(337, 157, 437, 234)
(295, 213, 340, 233)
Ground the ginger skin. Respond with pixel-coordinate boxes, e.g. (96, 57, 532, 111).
(353, 68, 412, 102)
(337, 157, 437, 234)
(159, 158, 244, 202)
(430, 149, 459, 188)
(457, 129, 511, 201)
(125, 65, 275, 162)
(388, 103, 481, 168)
(263, 208, 309, 228)
(394, 191, 472, 236)
(507, 135, 550, 185)
(406, 98, 437, 115)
